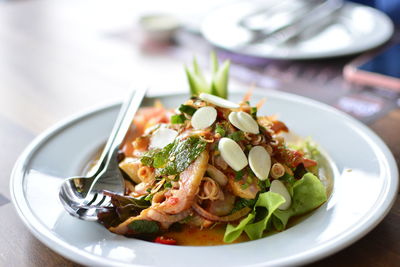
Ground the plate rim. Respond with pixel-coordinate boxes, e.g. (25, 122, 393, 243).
(10, 91, 399, 266)
(201, 2, 394, 60)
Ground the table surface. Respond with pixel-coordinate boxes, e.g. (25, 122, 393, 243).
(0, 0, 399, 266)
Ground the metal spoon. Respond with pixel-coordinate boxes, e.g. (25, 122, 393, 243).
(59, 87, 147, 221)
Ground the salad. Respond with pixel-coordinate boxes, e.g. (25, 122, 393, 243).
(97, 55, 328, 245)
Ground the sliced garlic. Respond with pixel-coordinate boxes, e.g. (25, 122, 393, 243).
(149, 128, 178, 149)
(270, 180, 292, 210)
(228, 111, 259, 134)
(218, 137, 248, 171)
(199, 93, 240, 109)
(228, 112, 244, 131)
(237, 111, 259, 134)
(248, 146, 271, 181)
(191, 106, 217, 130)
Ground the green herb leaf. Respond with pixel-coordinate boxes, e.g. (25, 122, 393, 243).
(228, 131, 244, 142)
(141, 136, 207, 176)
(179, 104, 197, 116)
(164, 181, 172, 188)
(156, 136, 207, 176)
(234, 169, 244, 181)
(250, 107, 258, 120)
(231, 198, 256, 214)
(141, 156, 153, 166)
(171, 114, 186, 124)
(152, 143, 173, 168)
(128, 220, 160, 234)
(215, 124, 226, 137)
(280, 173, 296, 186)
(144, 194, 153, 201)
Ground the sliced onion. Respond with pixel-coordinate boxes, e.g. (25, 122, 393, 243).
(192, 202, 251, 222)
(206, 164, 228, 186)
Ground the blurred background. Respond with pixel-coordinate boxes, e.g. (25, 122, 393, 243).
(0, 0, 399, 131)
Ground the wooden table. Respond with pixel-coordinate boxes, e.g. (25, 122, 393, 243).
(0, 0, 398, 266)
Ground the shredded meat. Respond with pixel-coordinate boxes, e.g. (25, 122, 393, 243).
(153, 150, 209, 214)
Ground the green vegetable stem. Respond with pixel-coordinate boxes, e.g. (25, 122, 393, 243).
(185, 52, 230, 99)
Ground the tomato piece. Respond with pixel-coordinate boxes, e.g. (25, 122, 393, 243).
(121, 142, 134, 157)
(271, 120, 289, 134)
(302, 158, 317, 168)
(154, 236, 177, 245)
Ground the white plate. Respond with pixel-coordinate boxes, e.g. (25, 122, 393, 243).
(201, 1, 394, 59)
(10, 91, 398, 266)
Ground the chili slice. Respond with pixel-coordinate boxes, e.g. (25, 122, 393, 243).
(154, 236, 177, 245)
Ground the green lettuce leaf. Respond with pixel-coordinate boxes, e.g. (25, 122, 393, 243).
(273, 173, 327, 231)
(223, 213, 255, 243)
(244, 192, 286, 240)
(223, 192, 285, 242)
(224, 172, 327, 242)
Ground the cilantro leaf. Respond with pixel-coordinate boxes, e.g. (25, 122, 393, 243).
(128, 220, 160, 234)
(179, 104, 197, 116)
(250, 107, 258, 120)
(234, 169, 244, 181)
(215, 123, 226, 137)
(171, 114, 186, 124)
(228, 131, 244, 141)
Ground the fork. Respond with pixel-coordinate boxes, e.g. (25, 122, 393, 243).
(59, 87, 147, 221)
(243, 0, 344, 45)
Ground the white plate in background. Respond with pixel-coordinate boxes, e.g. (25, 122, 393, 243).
(202, 1, 394, 59)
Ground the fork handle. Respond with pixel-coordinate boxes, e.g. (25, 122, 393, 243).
(95, 87, 148, 174)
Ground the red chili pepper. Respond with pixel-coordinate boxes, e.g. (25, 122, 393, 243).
(216, 109, 226, 120)
(154, 236, 177, 245)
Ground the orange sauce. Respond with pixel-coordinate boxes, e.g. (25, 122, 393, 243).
(161, 212, 311, 246)
(164, 224, 249, 246)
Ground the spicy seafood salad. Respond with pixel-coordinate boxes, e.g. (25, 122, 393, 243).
(97, 57, 329, 245)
